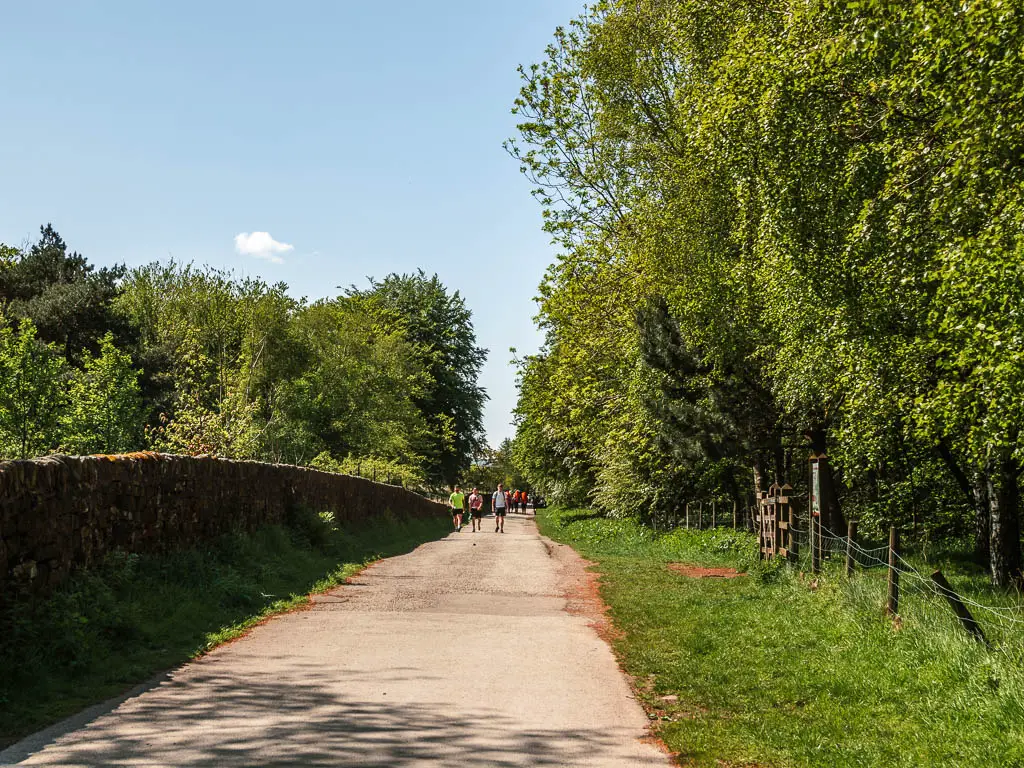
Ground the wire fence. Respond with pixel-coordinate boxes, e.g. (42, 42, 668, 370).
(809, 520, 1024, 650)
(650, 500, 1024, 656)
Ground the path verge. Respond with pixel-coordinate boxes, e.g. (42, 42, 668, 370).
(536, 506, 1024, 768)
(5, 513, 670, 767)
(0, 511, 449, 748)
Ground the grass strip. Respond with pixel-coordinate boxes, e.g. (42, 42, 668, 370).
(538, 507, 1024, 768)
(0, 507, 448, 746)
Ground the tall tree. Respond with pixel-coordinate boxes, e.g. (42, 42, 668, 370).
(0, 225, 128, 360)
(351, 272, 487, 486)
(0, 319, 68, 458)
(62, 332, 143, 455)
(510, 0, 1024, 585)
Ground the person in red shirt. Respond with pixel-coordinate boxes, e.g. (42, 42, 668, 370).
(468, 487, 484, 532)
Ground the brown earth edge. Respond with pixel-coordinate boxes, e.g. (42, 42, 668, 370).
(543, 540, 764, 767)
(540, 535, 678, 763)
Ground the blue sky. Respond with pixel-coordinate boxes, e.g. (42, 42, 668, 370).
(0, 1, 582, 446)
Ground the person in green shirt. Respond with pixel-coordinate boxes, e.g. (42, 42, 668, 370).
(448, 486, 465, 532)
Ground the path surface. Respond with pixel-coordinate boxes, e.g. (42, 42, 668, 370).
(3, 515, 669, 767)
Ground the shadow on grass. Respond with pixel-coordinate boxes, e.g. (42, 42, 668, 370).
(554, 510, 607, 526)
(0, 513, 450, 748)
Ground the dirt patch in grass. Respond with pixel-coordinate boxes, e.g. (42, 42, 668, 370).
(668, 563, 744, 579)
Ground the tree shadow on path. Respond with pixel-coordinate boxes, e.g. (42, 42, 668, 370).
(14, 663, 662, 767)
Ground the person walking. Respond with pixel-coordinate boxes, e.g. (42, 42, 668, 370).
(492, 483, 507, 533)
(448, 486, 465, 532)
(468, 487, 483, 532)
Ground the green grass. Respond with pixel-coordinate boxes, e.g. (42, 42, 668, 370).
(0, 507, 449, 746)
(538, 507, 1024, 768)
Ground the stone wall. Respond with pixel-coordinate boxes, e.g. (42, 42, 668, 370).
(0, 452, 445, 598)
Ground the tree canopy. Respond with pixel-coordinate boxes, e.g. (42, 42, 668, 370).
(509, 0, 1024, 586)
(0, 228, 487, 494)
(349, 271, 488, 486)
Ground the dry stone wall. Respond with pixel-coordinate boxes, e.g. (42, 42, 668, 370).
(0, 452, 445, 598)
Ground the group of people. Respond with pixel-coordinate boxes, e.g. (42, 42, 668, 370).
(447, 483, 532, 534)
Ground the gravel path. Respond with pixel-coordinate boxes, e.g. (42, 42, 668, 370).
(3, 514, 669, 767)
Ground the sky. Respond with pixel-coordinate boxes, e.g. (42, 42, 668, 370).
(0, 0, 584, 447)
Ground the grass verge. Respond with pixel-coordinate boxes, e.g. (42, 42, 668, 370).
(0, 507, 449, 746)
(538, 507, 1024, 768)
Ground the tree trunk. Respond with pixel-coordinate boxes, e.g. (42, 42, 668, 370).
(727, 472, 749, 531)
(772, 441, 785, 487)
(752, 459, 765, 532)
(804, 427, 848, 536)
(973, 470, 991, 567)
(987, 454, 1023, 588)
(936, 441, 990, 567)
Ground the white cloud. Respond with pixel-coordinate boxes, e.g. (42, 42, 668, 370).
(234, 231, 294, 264)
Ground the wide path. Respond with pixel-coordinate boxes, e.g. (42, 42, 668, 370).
(4, 514, 669, 767)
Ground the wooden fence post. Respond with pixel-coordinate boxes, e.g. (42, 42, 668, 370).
(787, 502, 798, 563)
(846, 520, 858, 577)
(811, 511, 820, 573)
(886, 527, 900, 616)
(757, 497, 765, 561)
(930, 570, 988, 645)
(685, 502, 690, 529)
(733, 500, 738, 530)
(712, 500, 717, 528)
(698, 501, 703, 530)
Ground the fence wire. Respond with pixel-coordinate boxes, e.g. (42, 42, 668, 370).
(659, 504, 1024, 648)
(808, 521, 1024, 645)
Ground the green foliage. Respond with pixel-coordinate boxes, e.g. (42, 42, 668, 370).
(310, 451, 426, 490)
(460, 438, 526, 494)
(0, 319, 68, 458)
(274, 297, 429, 466)
(114, 262, 300, 459)
(349, 271, 487, 486)
(0, 228, 484, 488)
(0, 224, 128, 360)
(510, 0, 1024, 584)
(62, 333, 143, 455)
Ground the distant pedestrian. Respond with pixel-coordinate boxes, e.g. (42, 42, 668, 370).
(449, 486, 465, 532)
(468, 487, 483, 532)
(493, 483, 507, 533)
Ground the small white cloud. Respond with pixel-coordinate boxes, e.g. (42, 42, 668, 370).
(234, 231, 294, 264)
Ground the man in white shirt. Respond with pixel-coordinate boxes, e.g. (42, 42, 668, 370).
(492, 483, 507, 533)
